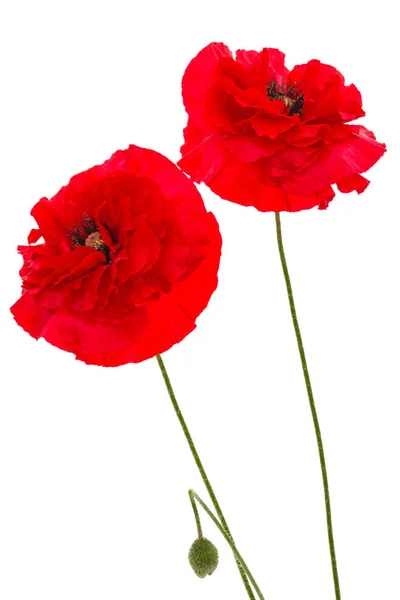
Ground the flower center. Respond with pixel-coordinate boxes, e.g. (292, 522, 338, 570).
(70, 214, 110, 261)
(85, 231, 105, 251)
(267, 80, 304, 116)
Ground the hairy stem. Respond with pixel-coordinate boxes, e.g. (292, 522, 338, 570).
(156, 354, 257, 600)
(189, 488, 203, 539)
(274, 212, 341, 600)
(189, 490, 265, 600)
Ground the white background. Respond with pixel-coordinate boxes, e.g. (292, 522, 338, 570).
(0, 1, 398, 599)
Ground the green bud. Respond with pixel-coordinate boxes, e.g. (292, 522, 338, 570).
(188, 537, 219, 578)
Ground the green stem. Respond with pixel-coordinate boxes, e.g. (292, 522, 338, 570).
(189, 490, 265, 600)
(274, 212, 341, 600)
(189, 488, 203, 539)
(156, 354, 257, 600)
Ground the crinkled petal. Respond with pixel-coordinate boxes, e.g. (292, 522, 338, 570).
(250, 115, 299, 139)
(42, 307, 148, 363)
(288, 60, 365, 124)
(236, 47, 289, 84)
(167, 212, 222, 319)
(128, 212, 222, 362)
(30, 197, 70, 244)
(116, 216, 162, 283)
(182, 42, 233, 127)
(71, 265, 109, 311)
(281, 125, 386, 195)
(11, 292, 55, 339)
(337, 173, 370, 194)
(223, 135, 286, 163)
(179, 121, 223, 185)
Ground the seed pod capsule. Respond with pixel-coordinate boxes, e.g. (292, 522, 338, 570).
(188, 537, 219, 578)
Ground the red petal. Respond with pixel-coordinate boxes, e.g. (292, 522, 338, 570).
(71, 265, 109, 311)
(30, 197, 69, 244)
(281, 125, 386, 195)
(168, 212, 222, 319)
(181, 42, 233, 127)
(336, 174, 370, 194)
(223, 135, 286, 163)
(250, 115, 298, 139)
(190, 146, 287, 211)
(179, 121, 224, 185)
(41, 307, 148, 364)
(205, 83, 257, 133)
(264, 144, 322, 178)
(116, 216, 162, 283)
(218, 56, 264, 92)
(289, 60, 365, 124)
(128, 212, 222, 363)
(11, 292, 54, 339)
(236, 47, 289, 84)
(28, 229, 42, 244)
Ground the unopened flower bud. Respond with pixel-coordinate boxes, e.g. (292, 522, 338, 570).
(188, 537, 219, 578)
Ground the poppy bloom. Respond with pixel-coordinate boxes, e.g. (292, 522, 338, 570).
(11, 145, 221, 366)
(179, 43, 386, 212)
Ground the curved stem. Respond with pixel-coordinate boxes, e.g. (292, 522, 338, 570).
(189, 488, 203, 539)
(189, 490, 265, 600)
(156, 354, 257, 600)
(274, 213, 341, 600)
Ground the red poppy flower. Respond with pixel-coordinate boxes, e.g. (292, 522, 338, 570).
(178, 43, 386, 212)
(11, 145, 221, 366)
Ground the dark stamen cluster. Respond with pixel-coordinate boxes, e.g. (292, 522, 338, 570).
(69, 213, 110, 262)
(267, 80, 305, 116)
(70, 213, 99, 247)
